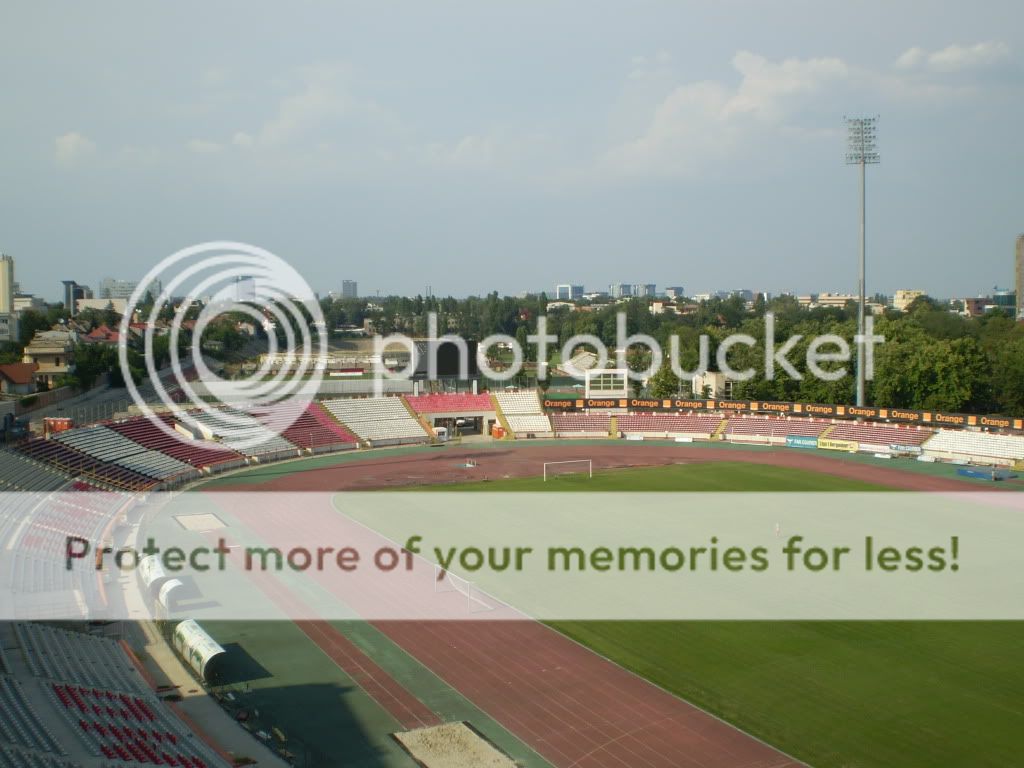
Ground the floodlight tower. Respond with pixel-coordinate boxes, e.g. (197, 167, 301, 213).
(845, 116, 879, 407)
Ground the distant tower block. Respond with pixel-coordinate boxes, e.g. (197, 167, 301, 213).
(1015, 234, 1023, 320)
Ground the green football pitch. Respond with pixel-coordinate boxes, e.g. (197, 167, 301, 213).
(409, 462, 1024, 766)
(420, 460, 889, 491)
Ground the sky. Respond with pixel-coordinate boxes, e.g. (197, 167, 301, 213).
(1, 1, 1022, 302)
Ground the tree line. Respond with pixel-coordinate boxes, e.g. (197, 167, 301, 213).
(7, 292, 1021, 416)
(319, 291, 1024, 416)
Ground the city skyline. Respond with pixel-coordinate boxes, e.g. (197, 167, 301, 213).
(3, 246, 1023, 306)
(7, 264, 1023, 307)
(3, 240, 1024, 304)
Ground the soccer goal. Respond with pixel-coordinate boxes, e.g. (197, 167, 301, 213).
(542, 459, 593, 482)
(434, 565, 495, 614)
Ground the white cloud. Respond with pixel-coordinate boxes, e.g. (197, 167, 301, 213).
(417, 131, 558, 180)
(725, 52, 848, 120)
(895, 41, 1010, 72)
(422, 134, 498, 171)
(186, 139, 222, 154)
(253, 76, 341, 147)
(894, 47, 926, 70)
(604, 51, 848, 177)
(229, 64, 397, 152)
(54, 132, 96, 166)
(628, 51, 674, 82)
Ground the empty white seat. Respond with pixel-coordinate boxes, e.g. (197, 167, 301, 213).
(188, 408, 298, 456)
(321, 397, 428, 444)
(495, 391, 543, 415)
(505, 414, 553, 433)
(924, 428, 1024, 462)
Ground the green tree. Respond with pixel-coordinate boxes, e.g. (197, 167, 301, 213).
(72, 343, 117, 390)
(648, 360, 681, 399)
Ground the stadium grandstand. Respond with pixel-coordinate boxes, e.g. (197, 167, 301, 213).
(405, 392, 493, 414)
(0, 747, 80, 768)
(0, 623, 227, 768)
(551, 412, 611, 437)
(724, 414, 830, 442)
(16, 439, 155, 492)
(495, 391, 552, 437)
(0, 452, 70, 494)
(618, 412, 725, 439)
(1, 486, 117, 605)
(106, 416, 246, 473)
(321, 396, 429, 446)
(0, 675, 64, 755)
(923, 428, 1024, 466)
(186, 408, 298, 460)
(53, 427, 197, 484)
(826, 421, 934, 451)
(249, 402, 358, 453)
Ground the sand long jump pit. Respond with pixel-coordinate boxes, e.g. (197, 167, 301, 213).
(394, 722, 518, 768)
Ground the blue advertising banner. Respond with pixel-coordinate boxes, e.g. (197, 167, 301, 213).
(786, 435, 819, 449)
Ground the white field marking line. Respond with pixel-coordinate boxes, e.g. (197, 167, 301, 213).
(565, 714, 678, 768)
(550, 614, 810, 767)
(330, 492, 809, 768)
(328, 494, 514, 616)
(297, 615, 434, 731)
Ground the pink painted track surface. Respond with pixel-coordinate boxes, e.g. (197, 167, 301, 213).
(211, 443, 975, 767)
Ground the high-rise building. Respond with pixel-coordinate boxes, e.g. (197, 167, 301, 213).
(991, 287, 1016, 311)
(1016, 234, 1023, 320)
(664, 286, 685, 300)
(555, 284, 583, 300)
(62, 280, 92, 316)
(632, 283, 657, 298)
(99, 276, 162, 301)
(0, 254, 14, 314)
(341, 280, 358, 299)
(609, 283, 632, 299)
(0, 255, 13, 340)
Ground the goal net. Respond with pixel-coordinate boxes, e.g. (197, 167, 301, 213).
(542, 459, 593, 482)
(434, 565, 495, 614)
